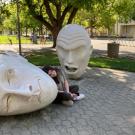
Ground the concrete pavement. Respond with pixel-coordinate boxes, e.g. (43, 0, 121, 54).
(0, 40, 135, 135)
(0, 39, 135, 58)
(0, 68, 135, 135)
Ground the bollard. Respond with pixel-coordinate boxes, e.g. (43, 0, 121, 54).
(107, 42, 119, 58)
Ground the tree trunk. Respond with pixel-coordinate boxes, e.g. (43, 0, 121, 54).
(25, 0, 79, 48)
(52, 25, 61, 48)
(33, 28, 35, 33)
(52, 31, 59, 48)
(25, 26, 28, 37)
(40, 24, 43, 35)
(89, 18, 94, 37)
(16, 0, 22, 55)
(52, 35, 57, 48)
(9, 29, 12, 35)
(90, 26, 94, 37)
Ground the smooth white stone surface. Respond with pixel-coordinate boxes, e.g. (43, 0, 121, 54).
(0, 51, 58, 115)
(56, 24, 93, 79)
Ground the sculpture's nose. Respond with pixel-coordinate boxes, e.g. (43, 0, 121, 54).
(67, 51, 73, 64)
(7, 68, 16, 83)
(7, 69, 15, 77)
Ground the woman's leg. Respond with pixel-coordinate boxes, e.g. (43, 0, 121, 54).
(53, 91, 73, 104)
(69, 85, 79, 96)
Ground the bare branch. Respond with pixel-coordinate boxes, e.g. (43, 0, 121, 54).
(25, 0, 53, 31)
(33, 15, 53, 31)
(59, 5, 72, 25)
(39, 4, 43, 15)
(43, 0, 56, 24)
(48, 0, 57, 5)
(56, 3, 61, 21)
(67, 7, 78, 24)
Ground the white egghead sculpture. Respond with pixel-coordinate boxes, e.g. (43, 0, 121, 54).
(56, 24, 93, 79)
(0, 51, 58, 115)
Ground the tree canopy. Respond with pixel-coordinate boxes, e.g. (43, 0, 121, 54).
(1, 0, 135, 46)
(24, 0, 106, 47)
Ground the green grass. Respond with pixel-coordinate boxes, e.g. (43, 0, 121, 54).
(89, 57, 135, 72)
(26, 51, 135, 72)
(0, 35, 31, 44)
(26, 51, 60, 66)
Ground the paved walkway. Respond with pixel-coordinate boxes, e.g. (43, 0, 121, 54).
(0, 40, 135, 134)
(0, 68, 135, 135)
(91, 39, 135, 58)
(0, 39, 135, 58)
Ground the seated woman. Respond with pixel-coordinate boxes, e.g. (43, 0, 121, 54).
(42, 66, 85, 106)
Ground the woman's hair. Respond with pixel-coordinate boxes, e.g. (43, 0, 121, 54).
(42, 66, 59, 84)
(42, 66, 57, 73)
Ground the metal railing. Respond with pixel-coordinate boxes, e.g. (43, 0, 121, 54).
(109, 37, 135, 47)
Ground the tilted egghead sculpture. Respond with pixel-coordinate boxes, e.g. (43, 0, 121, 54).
(0, 51, 58, 115)
(56, 24, 93, 79)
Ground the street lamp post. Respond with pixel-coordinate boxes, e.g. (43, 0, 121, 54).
(16, 0, 22, 55)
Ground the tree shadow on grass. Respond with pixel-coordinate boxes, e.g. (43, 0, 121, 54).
(24, 49, 60, 66)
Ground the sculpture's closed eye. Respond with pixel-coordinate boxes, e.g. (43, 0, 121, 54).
(0, 51, 58, 115)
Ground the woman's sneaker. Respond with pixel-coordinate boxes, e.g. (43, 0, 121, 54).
(62, 100, 74, 106)
(73, 94, 85, 101)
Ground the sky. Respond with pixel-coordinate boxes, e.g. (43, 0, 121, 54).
(2, 0, 11, 3)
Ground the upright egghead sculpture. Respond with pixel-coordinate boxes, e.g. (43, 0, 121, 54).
(0, 51, 58, 115)
(56, 24, 93, 79)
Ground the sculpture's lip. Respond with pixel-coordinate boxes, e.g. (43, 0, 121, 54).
(64, 65, 78, 73)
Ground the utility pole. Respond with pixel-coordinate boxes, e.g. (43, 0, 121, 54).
(16, 0, 22, 55)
